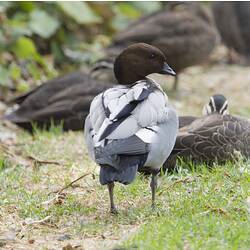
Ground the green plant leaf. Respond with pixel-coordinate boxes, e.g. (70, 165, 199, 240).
(12, 36, 38, 60)
(132, 2, 162, 14)
(0, 66, 10, 87)
(0, 2, 13, 12)
(17, 81, 30, 92)
(18, 1, 35, 12)
(29, 10, 59, 39)
(116, 3, 141, 18)
(9, 63, 21, 81)
(58, 2, 101, 24)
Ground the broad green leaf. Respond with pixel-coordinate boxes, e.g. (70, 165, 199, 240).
(51, 41, 65, 63)
(0, 30, 7, 50)
(0, 66, 10, 87)
(0, 2, 13, 12)
(111, 3, 140, 31)
(17, 81, 30, 92)
(58, 2, 101, 24)
(29, 10, 59, 39)
(18, 1, 35, 12)
(27, 62, 42, 80)
(12, 37, 38, 60)
(9, 63, 21, 81)
(116, 3, 141, 18)
(8, 17, 32, 38)
(132, 2, 162, 14)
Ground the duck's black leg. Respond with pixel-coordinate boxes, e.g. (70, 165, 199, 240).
(150, 172, 158, 209)
(108, 182, 118, 214)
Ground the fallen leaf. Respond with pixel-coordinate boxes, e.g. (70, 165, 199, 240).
(28, 239, 35, 244)
(23, 215, 51, 226)
(57, 234, 71, 241)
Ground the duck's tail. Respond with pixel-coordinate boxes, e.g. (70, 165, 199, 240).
(99, 164, 138, 185)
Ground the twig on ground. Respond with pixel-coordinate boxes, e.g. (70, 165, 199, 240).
(43, 172, 92, 207)
(158, 176, 195, 196)
(27, 155, 62, 165)
(23, 216, 52, 226)
(48, 172, 92, 196)
(57, 172, 92, 194)
(41, 193, 66, 207)
(0, 143, 16, 157)
(205, 204, 229, 216)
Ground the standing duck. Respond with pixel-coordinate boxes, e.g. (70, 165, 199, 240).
(163, 94, 250, 172)
(84, 43, 178, 213)
(108, 2, 218, 90)
(3, 65, 115, 131)
(212, 2, 250, 63)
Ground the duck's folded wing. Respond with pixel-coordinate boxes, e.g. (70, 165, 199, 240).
(92, 82, 162, 142)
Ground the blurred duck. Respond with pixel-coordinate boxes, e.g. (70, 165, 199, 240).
(4, 2, 218, 131)
(163, 94, 250, 172)
(178, 94, 229, 128)
(84, 43, 178, 213)
(108, 2, 218, 90)
(212, 2, 250, 63)
(4, 65, 115, 132)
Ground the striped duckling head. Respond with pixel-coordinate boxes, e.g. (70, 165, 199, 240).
(202, 94, 229, 116)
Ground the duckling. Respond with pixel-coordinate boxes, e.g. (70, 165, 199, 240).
(163, 94, 250, 172)
(212, 2, 250, 63)
(108, 2, 218, 90)
(84, 43, 178, 213)
(4, 65, 115, 131)
(178, 94, 229, 129)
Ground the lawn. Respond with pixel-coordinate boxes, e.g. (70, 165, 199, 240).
(0, 58, 250, 249)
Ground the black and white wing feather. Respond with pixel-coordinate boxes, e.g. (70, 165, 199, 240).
(89, 80, 167, 144)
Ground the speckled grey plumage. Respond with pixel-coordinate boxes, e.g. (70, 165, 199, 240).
(163, 113, 250, 172)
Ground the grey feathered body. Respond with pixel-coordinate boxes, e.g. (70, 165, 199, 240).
(84, 78, 178, 184)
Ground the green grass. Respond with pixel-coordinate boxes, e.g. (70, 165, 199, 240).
(0, 126, 250, 249)
(120, 161, 250, 250)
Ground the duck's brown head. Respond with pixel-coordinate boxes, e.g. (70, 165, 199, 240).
(114, 43, 176, 85)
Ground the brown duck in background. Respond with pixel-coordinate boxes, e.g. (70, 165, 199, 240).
(3, 65, 116, 131)
(163, 94, 250, 173)
(3, 2, 218, 131)
(178, 94, 229, 129)
(212, 2, 250, 64)
(108, 2, 218, 90)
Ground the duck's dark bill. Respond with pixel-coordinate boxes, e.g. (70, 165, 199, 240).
(160, 63, 176, 76)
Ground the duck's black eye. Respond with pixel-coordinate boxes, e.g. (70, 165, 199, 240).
(149, 53, 156, 59)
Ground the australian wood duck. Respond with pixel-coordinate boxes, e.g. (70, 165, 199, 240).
(84, 43, 178, 213)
